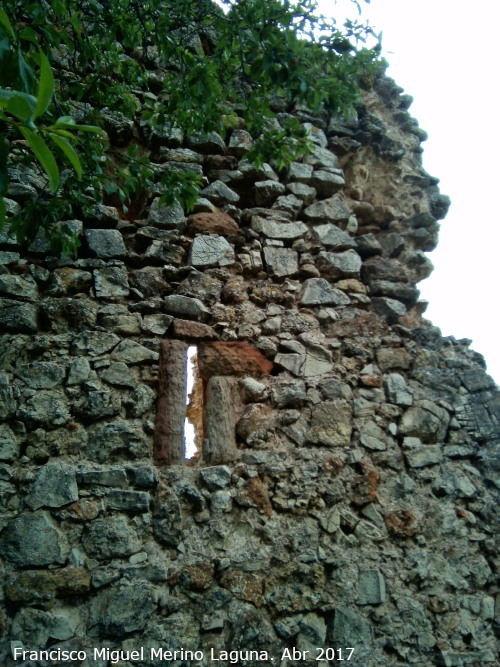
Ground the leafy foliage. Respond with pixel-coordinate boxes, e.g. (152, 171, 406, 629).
(0, 0, 383, 254)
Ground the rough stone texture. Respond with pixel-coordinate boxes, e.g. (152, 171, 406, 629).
(252, 216, 307, 240)
(25, 462, 78, 509)
(187, 211, 240, 236)
(0, 62, 498, 667)
(263, 247, 299, 278)
(84, 228, 126, 258)
(303, 196, 351, 225)
(0, 512, 69, 566)
(197, 342, 273, 378)
(299, 277, 350, 306)
(82, 515, 140, 559)
(189, 234, 235, 268)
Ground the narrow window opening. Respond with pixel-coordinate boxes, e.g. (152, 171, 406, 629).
(184, 345, 204, 460)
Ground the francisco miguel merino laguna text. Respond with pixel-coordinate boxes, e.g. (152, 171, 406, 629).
(13, 647, 271, 663)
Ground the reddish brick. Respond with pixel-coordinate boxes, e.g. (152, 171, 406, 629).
(187, 211, 241, 236)
(198, 342, 273, 379)
(172, 319, 217, 340)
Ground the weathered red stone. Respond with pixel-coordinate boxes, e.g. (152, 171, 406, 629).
(197, 342, 273, 379)
(172, 319, 217, 340)
(385, 509, 419, 537)
(187, 210, 241, 236)
(351, 462, 379, 506)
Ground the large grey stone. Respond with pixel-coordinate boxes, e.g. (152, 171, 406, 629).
(72, 330, 120, 356)
(90, 581, 155, 635)
(87, 421, 149, 463)
(77, 466, 128, 487)
(228, 128, 253, 156)
(312, 223, 356, 250)
(275, 340, 332, 377)
(85, 228, 126, 258)
(0, 274, 38, 300)
(358, 570, 386, 605)
(384, 373, 413, 406)
(0, 424, 19, 461)
(303, 196, 350, 226)
(82, 515, 140, 559)
(200, 465, 232, 490)
(359, 421, 388, 451)
(74, 389, 120, 420)
(26, 462, 78, 509)
(263, 247, 298, 278)
(251, 216, 307, 240)
(200, 180, 240, 205)
(272, 193, 303, 217)
(17, 390, 70, 428)
(126, 384, 155, 417)
(111, 340, 159, 364)
(188, 131, 225, 154)
(148, 198, 186, 231)
(311, 169, 345, 196)
(317, 249, 362, 279)
(254, 180, 286, 205)
(287, 182, 316, 204)
(0, 511, 69, 566)
(15, 362, 65, 389)
(0, 372, 16, 419)
(299, 278, 350, 306)
(102, 362, 137, 388)
(164, 294, 210, 321)
(0, 298, 38, 332)
(177, 269, 223, 304)
(28, 219, 82, 254)
(402, 437, 443, 467)
(371, 296, 406, 323)
(400, 400, 450, 443)
(306, 400, 352, 446)
(188, 235, 235, 268)
(106, 490, 150, 512)
(328, 608, 372, 657)
(287, 162, 313, 183)
(303, 145, 339, 169)
(12, 607, 80, 646)
(93, 266, 130, 298)
(297, 612, 327, 652)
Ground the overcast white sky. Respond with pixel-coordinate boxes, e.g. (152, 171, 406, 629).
(319, 0, 500, 383)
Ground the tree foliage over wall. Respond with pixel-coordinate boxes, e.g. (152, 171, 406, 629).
(0, 0, 383, 254)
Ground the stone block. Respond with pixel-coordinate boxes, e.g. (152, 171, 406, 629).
(188, 235, 235, 268)
(0, 512, 69, 566)
(93, 266, 130, 297)
(358, 570, 386, 605)
(26, 462, 78, 510)
(84, 228, 126, 258)
(263, 246, 298, 278)
(0, 298, 38, 332)
(82, 515, 140, 559)
(198, 342, 273, 378)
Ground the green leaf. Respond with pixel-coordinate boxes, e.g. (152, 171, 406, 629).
(0, 8, 15, 40)
(33, 51, 54, 119)
(17, 45, 33, 92)
(54, 116, 102, 134)
(49, 132, 82, 179)
(18, 126, 59, 192)
(55, 115, 76, 126)
(0, 196, 5, 232)
(0, 136, 9, 195)
(0, 89, 37, 108)
(5, 93, 35, 123)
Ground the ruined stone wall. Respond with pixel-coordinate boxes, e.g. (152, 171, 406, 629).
(0, 70, 499, 666)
